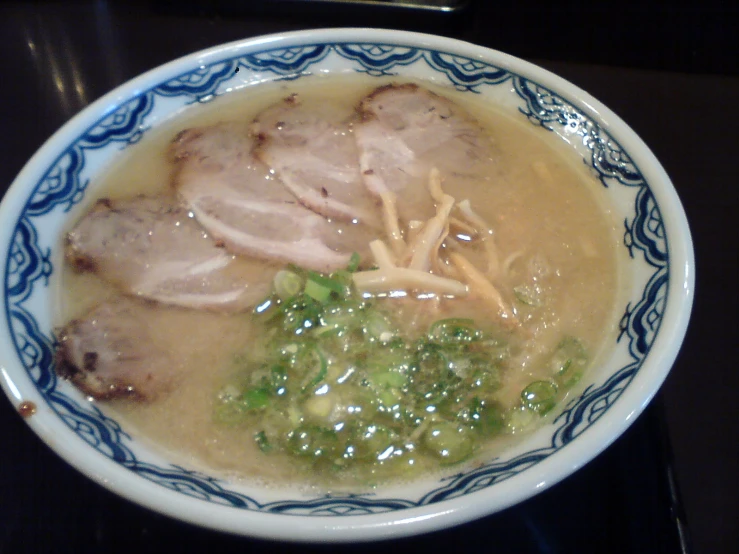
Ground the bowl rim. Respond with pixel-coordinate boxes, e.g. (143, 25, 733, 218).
(0, 27, 695, 542)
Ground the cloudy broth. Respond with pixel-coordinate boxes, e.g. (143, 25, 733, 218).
(57, 75, 624, 489)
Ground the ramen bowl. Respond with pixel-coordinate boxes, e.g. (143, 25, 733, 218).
(0, 28, 693, 542)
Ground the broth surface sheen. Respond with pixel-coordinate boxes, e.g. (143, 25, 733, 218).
(57, 76, 624, 491)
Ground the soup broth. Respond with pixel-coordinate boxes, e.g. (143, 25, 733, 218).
(57, 76, 624, 489)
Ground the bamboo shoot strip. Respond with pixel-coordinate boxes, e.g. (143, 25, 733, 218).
(448, 251, 519, 327)
(353, 240, 468, 297)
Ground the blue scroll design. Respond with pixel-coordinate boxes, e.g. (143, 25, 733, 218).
(81, 94, 155, 148)
(335, 43, 511, 90)
(25, 146, 88, 216)
(4, 41, 671, 516)
(264, 494, 415, 516)
(7, 217, 52, 302)
(334, 44, 424, 75)
(424, 51, 511, 90)
(155, 62, 238, 103)
(238, 45, 331, 78)
(624, 186, 667, 264)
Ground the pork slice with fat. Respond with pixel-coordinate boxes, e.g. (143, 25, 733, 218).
(355, 83, 498, 221)
(171, 122, 375, 273)
(65, 195, 273, 311)
(251, 94, 380, 226)
(55, 299, 174, 401)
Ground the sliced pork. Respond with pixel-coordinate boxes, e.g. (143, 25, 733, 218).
(170, 122, 375, 273)
(355, 83, 498, 221)
(55, 299, 174, 400)
(251, 94, 380, 225)
(65, 195, 273, 311)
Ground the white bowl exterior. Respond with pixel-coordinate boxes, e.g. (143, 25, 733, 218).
(0, 29, 694, 542)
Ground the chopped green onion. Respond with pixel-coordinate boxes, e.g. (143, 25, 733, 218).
(287, 425, 338, 458)
(414, 348, 454, 401)
(270, 364, 289, 391)
(369, 369, 407, 389)
(301, 346, 328, 392)
(468, 398, 505, 435)
(218, 265, 532, 476)
(316, 310, 354, 337)
(274, 270, 303, 300)
(277, 295, 323, 332)
(366, 347, 414, 373)
(507, 404, 536, 433)
(428, 318, 481, 345)
(303, 271, 349, 303)
(286, 264, 309, 278)
(346, 252, 361, 272)
(466, 361, 502, 391)
(377, 388, 402, 407)
(242, 387, 271, 410)
(346, 423, 394, 460)
(308, 271, 348, 296)
(254, 430, 272, 453)
(521, 380, 558, 414)
(551, 337, 588, 387)
(304, 279, 332, 303)
(363, 311, 395, 341)
(332, 269, 353, 290)
(422, 422, 473, 464)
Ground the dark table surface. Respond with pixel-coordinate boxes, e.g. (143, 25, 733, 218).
(1, 2, 737, 553)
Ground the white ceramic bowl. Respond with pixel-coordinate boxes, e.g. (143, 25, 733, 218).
(0, 29, 694, 542)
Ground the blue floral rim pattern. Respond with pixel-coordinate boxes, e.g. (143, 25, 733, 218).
(3, 42, 667, 516)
